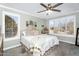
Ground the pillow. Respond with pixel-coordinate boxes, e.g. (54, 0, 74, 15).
(22, 31, 26, 36)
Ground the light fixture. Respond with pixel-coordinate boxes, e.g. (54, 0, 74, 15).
(46, 10, 52, 15)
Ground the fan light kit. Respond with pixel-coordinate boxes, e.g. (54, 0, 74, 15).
(37, 3, 63, 15)
(46, 10, 53, 15)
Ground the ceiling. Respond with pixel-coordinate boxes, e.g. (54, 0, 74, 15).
(0, 3, 79, 20)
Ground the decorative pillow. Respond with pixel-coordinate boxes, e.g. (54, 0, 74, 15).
(22, 31, 26, 36)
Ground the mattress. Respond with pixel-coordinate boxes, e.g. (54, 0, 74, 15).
(21, 34, 59, 56)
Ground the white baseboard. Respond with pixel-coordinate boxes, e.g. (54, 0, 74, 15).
(59, 40, 75, 44)
(3, 44, 21, 51)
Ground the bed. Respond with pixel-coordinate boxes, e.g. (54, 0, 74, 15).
(20, 26, 59, 56)
(21, 34, 59, 56)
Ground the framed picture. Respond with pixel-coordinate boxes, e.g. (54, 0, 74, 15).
(34, 22, 37, 27)
(41, 25, 44, 27)
(30, 20, 33, 25)
(26, 21, 29, 27)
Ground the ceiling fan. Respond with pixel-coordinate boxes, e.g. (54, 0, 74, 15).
(37, 3, 63, 14)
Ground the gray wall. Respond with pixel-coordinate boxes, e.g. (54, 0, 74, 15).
(0, 7, 46, 50)
(76, 14, 79, 28)
(20, 14, 46, 32)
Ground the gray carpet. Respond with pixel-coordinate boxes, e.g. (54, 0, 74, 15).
(3, 41, 79, 56)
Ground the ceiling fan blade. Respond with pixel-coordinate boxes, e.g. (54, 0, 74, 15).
(40, 3, 48, 9)
(37, 10, 47, 13)
(52, 3, 63, 8)
(51, 9, 61, 12)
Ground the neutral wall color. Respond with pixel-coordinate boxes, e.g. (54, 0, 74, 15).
(76, 14, 79, 28)
(20, 13, 46, 32)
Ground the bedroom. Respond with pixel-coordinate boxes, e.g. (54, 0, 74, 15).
(0, 3, 79, 56)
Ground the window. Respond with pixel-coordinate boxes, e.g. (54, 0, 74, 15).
(49, 16, 76, 36)
(3, 11, 20, 40)
(5, 15, 18, 38)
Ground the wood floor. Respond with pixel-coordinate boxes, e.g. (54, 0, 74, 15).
(3, 41, 79, 56)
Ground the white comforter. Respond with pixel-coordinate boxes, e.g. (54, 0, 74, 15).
(21, 34, 59, 56)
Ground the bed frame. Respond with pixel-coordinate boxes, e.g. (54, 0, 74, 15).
(20, 42, 42, 56)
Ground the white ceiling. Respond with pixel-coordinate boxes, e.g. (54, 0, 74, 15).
(0, 3, 79, 19)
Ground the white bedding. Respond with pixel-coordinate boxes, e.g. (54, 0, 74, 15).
(21, 34, 59, 56)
